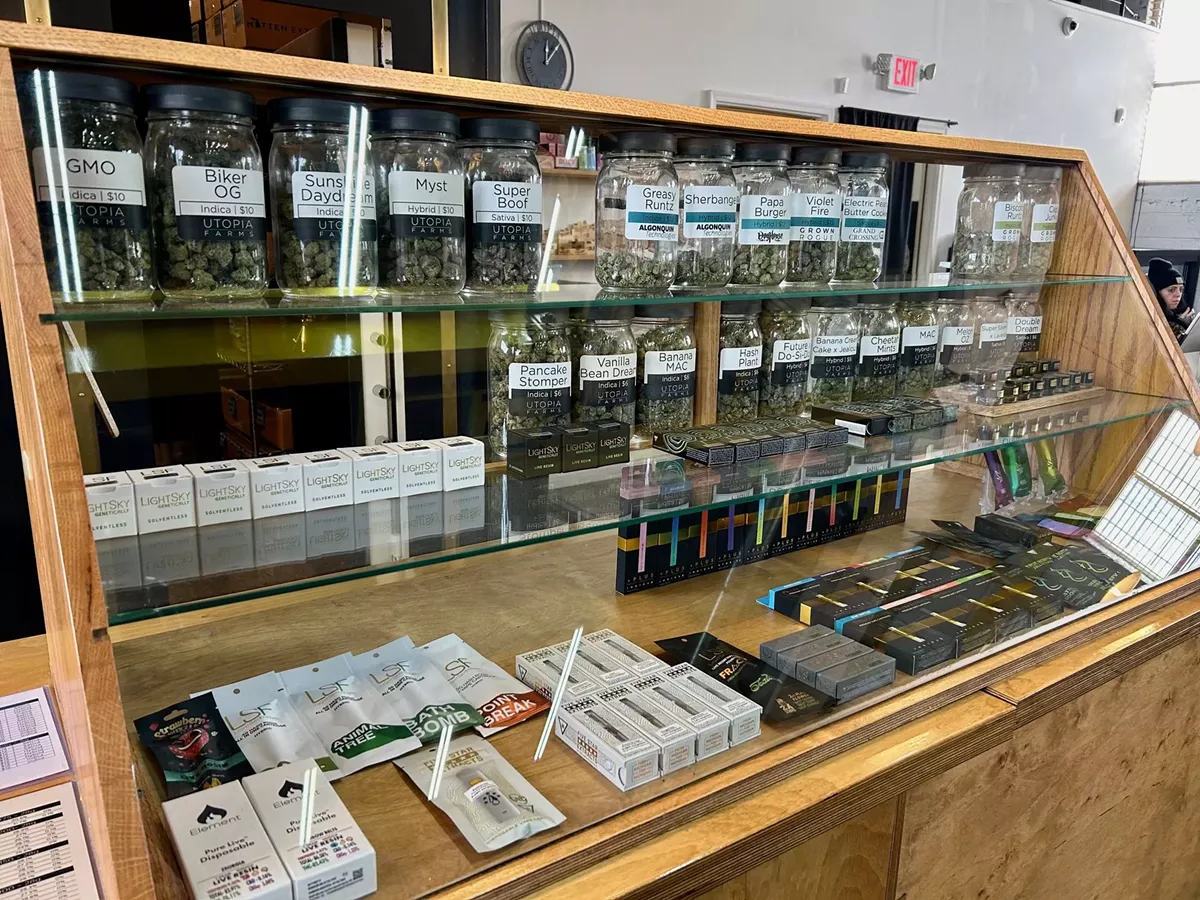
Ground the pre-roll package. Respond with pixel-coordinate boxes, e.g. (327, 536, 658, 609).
(421, 633, 549, 735)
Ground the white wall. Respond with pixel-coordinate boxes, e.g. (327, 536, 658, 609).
(503, 0, 1157, 233)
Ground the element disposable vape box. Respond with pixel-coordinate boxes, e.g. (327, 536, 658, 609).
(296, 451, 354, 511)
(129, 465, 196, 534)
(556, 696, 660, 791)
(187, 460, 251, 526)
(83, 471, 137, 539)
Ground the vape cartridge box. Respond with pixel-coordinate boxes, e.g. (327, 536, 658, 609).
(583, 630, 668, 675)
(83, 471, 137, 539)
(662, 663, 761, 746)
(340, 446, 400, 502)
(554, 424, 598, 472)
(187, 460, 251, 526)
(243, 759, 377, 900)
(759, 626, 834, 671)
(596, 685, 696, 774)
(162, 779, 291, 900)
(594, 420, 631, 466)
(556, 696, 660, 791)
(507, 428, 562, 478)
(627, 674, 729, 760)
(550, 641, 635, 687)
(384, 441, 443, 497)
(436, 436, 485, 490)
(296, 451, 353, 511)
(515, 647, 604, 701)
(129, 465, 196, 534)
(813, 651, 896, 701)
(248, 457, 306, 519)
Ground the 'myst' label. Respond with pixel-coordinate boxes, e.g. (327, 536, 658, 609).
(643, 348, 697, 400)
(389, 171, 464, 238)
(770, 338, 811, 386)
(718, 345, 762, 394)
(901, 325, 938, 368)
(579, 353, 636, 406)
(508, 361, 569, 416)
(473, 181, 541, 244)
(172, 165, 266, 242)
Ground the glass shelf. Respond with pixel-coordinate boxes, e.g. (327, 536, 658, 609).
(101, 389, 1179, 626)
(42, 275, 1132, 323)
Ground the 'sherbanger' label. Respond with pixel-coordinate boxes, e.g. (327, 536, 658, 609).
(682, 186, 737, 238)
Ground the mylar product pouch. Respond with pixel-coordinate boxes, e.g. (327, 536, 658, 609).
(203, 671, 342, 779)
(350, 638, 484, 743)
(420, 633, 549, 736)
(135, 692, 254, 798)
(396, 734, 564, 853)
(280, 654, 421, 775)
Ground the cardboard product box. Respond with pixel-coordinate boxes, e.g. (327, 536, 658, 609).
(129, 466, 196, 534)
(340, 446, 400, 503)
(515, 647, 603, 702)
(204, 11, 223, 46)
(583, 630, 667, 676)
(595, 686, 696, 775)
(254, 397, 294, 452)
(507, 428, 562, 478)
(84, 471, 137, 539)
(95, 535, 142, 591)
(162, 779, 291, 900)
(296, 451, 353, 511)
(243, 760, 376, 900)
(202, 0, 222, 22)
(224, 0, 334, 52)
(247, 456, 305, 519)
(662, 663, 761, 745)
(626, 673, 729, 760)
(187, 460, 252, 526)
(382, 440, 443, 497)
(556, 696, 659, 791)
(436, 436, 485, 491)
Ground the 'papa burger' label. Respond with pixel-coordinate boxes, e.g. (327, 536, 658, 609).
(508, 361, 569, 417)
(172, 165, 266, 241)
(737, 194, 788, 245)
(643, 348, 696, 400)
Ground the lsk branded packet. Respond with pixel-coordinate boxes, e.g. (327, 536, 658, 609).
(421, 633, 549, 735)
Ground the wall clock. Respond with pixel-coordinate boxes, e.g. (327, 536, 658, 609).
(516, 20, 573, 90)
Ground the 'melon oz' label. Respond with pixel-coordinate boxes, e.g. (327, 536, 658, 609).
(171, 165, 266, 241)
(389, 171, 463, 239)
(810, 333, 857, 379)
(33, 147, 148, 229)
(472, 181, 542, 244)
(718, 345, 762, 394)
(771, 338, 811, 386)
(901, 325, 938, 368)
(938, 325, 974, 367)
(644, 348, 697, 400)
(579, 352, 636, 406)
(508, 361, 569, 416)
(291, 171, 377, 242)
(858, 333, 900, 377)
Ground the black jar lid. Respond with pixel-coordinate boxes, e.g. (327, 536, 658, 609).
(462, 117, 539, 143)
(370, 107, 459, 136)
(146, 84, 256, 118)
(721, 299, 763, 315)
(600, 131, 677, 154)
(841, 151, 889, 169)
(639, 303, 694, 318)
(676, 137, 736, 159)
(735, 142, 790, 163)
(24, 70, 136, 108)
(791, 146, 841, 166)
(571, 304, 634, 320)
(269, 98, 366, 127)
(964, 163, 1026, 179)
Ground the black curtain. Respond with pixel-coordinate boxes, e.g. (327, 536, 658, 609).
(837, 107, 920, 278)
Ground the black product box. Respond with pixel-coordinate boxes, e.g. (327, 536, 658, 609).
(762, 546, 930, 618)
(772, 416, 849, 448)
(655, 430, 737, 467)
(595, 420, 631, 466)
(1040, 358, 1060, 373)
(553, 425, 597, 472)
(506, 428, 562, 478)
(975, 513, 1042, 549)
(1004, 542, 1133, 609)
(810, 403, 893, 437)
(869, 619, 960, 675)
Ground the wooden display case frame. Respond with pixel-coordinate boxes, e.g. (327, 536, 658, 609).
(0, 22, 1198, 900)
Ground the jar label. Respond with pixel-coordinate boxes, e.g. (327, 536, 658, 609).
(840, 196, 887, 242)
(901, 325, 938, 368)
(290, 171, 377, 242)
(389, 171, 464, 239)
(977, 322, 1009, 363)
(1031, 203, 1058, 243)
(472, 181, 542, 244)
(579, 352, 636, 406)
(681, 185, 737, 238)
(508, 361, 569, 416)
(938, 325, 974, 367)
(1008, 315, 1042, 353)
(858, 333, 900, 376)
(718, 345, 762, 394)
(624, 185, 680, 241)
(771, 338, 811, 386)
(32, 147, 148, 229)
(790, 192, 842, 241)
(810, 333, 858, 379)
(171, 165, 266, 242)
(644, 348, 697, 401)
(737, 194, 789, 245)
(991, 201, 1023, 243)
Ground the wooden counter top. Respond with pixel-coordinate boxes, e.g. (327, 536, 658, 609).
(0, 634, 48, 694)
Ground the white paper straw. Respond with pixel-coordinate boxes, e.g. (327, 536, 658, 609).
(534, 625, 583, 762)
(427, 724, 454, 801)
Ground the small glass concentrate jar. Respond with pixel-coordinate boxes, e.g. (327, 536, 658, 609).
(787, 146, 841, 283)
(596, 131, 679, 290)
(952, 163, 1025, 279)
(633, 303, 697, 441)
(1016, 165, 1062, 279)
(674, 137, 736, 288)
(487, 310, 571, 457)
(717, 300, 764, 423)
(462, 117, 543, 293)
(758, 298, 811, 417)
(21, 70, 153, 305)
(569, 305, 637, 425)
(373, 108, 466, 293)
(269, 98, 376, 301)
(730, 143, 790, 286)
(836, 152, 889, 282)
(145, 84, 269, 305)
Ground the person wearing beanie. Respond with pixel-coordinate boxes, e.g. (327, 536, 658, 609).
(1148, 257, 1191, 343)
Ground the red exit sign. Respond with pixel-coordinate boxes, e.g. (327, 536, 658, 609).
(888, 55, 921, 93)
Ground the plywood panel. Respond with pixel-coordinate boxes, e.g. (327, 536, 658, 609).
(895, 631, 1200, 900)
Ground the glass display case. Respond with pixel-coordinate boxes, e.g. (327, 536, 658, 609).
(1, 24, 1198, 900)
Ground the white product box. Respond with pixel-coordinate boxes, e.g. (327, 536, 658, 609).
(583, 630, 668, 676)
(187, 460, 251, 526)
(198, 520, 255, 575)
(443, 485, 485, 536)
(140, 529, 200, 585)
(628, 673, 729, 761)
(663, 663, 761, 746)
(248, 457, 306, 519)
(129, 465, 196, 534)
(162, 779, 291, 900)
(94, 535, 142, 590)
(296, 451, 353, 511)
(595, 685, 696, 775)
(384, 440, 443, 497)
(254, 513, 307, 567)
(552, 641, 635, 687)
(340, 446, 400, 502)
(435, 436, 484, 491)
(516, 647, 603, 702)
(556, 696, 659, 791)
(243, 759, 377, 900)
(306, 507, 354, 559)
(83, 471, 137, 539)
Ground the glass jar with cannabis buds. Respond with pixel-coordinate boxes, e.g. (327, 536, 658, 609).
(674, 137, 737, 288)
(569, 304, 637, 425)
(487, 310, 571, 457)
(835, 152, 889, 282)
(807, 296, 860, 407)
(787, 146, 841, 284)
(730, 143, 790, 286)
(1015, 165, 1062, 279)
(717, 299, 764, 423)
(854, 295, 901, 401)
(633, 302, 697, 442)
(759, 297, 811, 417)
(952, 163, 1025, 279)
